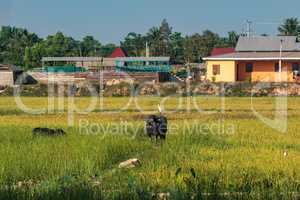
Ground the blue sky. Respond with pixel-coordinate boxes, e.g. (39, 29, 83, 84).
(1, 0, 300, 44)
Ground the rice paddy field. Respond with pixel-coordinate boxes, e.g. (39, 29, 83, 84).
(0, 96, 299, 200)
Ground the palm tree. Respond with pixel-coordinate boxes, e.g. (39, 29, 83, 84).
(146, 27, 162, 56)
(278, 18, 300, 36)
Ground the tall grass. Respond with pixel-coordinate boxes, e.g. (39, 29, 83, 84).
(0, 97, 299, 199)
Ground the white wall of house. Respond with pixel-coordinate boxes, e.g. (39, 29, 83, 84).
(0, 71, 14, 86)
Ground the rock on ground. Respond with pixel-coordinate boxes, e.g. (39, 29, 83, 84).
(118, 158, 141, 168)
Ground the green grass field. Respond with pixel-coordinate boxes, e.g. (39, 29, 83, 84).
(0, 96, 299, 200)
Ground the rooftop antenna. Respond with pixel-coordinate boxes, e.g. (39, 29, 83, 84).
(246, 20, 253, 38)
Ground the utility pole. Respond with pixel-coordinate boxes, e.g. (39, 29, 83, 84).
(146, 42, 150, 57)
(278, 39, 283, 82)
(146, 42, 150, 65)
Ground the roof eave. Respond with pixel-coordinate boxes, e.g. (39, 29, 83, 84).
(115, 57, 170, 61)
(203, 57, 300, 61)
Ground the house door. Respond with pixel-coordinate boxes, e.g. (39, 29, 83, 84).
(236, 64, 239, 81)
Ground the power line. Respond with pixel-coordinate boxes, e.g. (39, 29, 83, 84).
(242, 20, 282, 37)
(255, 22, 281, 25)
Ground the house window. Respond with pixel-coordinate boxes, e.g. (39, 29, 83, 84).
(292, 63, 299, 72)
(212, 65, 220, 75)
(245, 63, 253, 73)
(292, 63, 300, 78)
(275, 63, 280, 72)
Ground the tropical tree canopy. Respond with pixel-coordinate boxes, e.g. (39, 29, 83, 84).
(0, 26, 40, 66)
(278, 18, 300, 36)
(80, 36, 102, 57)
(1, 18, 243, 69)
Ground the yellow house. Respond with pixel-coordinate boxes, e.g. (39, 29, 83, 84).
(204, 36, 300, 82)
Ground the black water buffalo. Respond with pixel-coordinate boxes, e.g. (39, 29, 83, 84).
(32, 128, 66, 136)
(145, 115, 168, 140)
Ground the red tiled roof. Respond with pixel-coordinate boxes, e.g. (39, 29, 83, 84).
(211, 48, 235, 56)
(109, 47, 127, 58)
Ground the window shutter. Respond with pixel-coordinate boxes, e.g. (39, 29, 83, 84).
(213, 65, 220, 75)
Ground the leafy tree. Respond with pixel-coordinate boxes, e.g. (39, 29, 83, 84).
(24, 42, 46, 69)
(170, 32, 184, 64)
(146, 27, 161, 56)
(99, 43, 117, 57)
(42, 32, 79, 57)
(146, 19, 173, 57)
(121, 32, 146, 56)
(25, 32, 80, 68)
(24, 47, 33, 69)
(26, 33, 116, 68)
(261, 33, 269, 37)
(0, 26, 40, 67)
(1, 21, 245, 69)
(278, 18, 300, 36)
(199, 30, 222, 57)
(227, 31, 239, 47)
(27, 33, 116, 68)
(183, 30, 221, 63)
(159, 19, 172, 56)
(80, 36, 101, 56)
(182, 30, 232, 63)
(183, 35, 198, 63)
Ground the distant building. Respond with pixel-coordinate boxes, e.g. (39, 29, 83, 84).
(115, 57, 171, 82)
(0, 64, 23, 86)
(42, 57, 117, 71)
(31, 49, 172, 83)
(41, 48, 125, 70)
(75, 48, 127, 70)
(204, 36, 300, 82)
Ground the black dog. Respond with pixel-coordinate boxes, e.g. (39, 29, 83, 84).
(145, 115, 168, 140)
(32, 128, 66, 136)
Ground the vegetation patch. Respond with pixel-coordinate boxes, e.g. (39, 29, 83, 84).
(0, 97, 298, 199)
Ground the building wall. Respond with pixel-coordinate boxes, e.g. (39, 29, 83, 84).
(75, 58, 116, 69)
(206, 60, 236, 82)
(237, 61, 294, 82)
(0, 71, 14, 86)
(207, 60, 296, 82)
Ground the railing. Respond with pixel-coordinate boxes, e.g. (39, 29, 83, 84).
(30, 68, 43, 72)
(30, 66, 87, 73)
(116, 65, 171, 73)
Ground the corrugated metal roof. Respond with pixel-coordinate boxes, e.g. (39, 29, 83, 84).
(115, 57, 170, 62)
(235, 36, 300, 52)
(203, 51, 300, 61)
(42, 56, 170, 62)
(42, 57, 115, 62)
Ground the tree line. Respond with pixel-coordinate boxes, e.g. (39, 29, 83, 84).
(0, 18, 299, 69)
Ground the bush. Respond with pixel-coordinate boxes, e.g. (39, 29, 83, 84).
(2, 82, 300, 97)
(0, 84, 49, 97)
(159, 82, 183, 97)
(103, 82, 137, 97)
